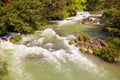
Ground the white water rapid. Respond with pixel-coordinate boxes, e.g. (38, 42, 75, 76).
(0, 28, 119, 80)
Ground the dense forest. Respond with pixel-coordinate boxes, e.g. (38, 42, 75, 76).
(0, 0, 120, 79)
(0, 0, 119, 35)
(0, 0, 86, 35)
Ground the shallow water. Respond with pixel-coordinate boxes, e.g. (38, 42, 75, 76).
(0, 28, 119, 80)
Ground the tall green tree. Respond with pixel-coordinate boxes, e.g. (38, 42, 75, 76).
(0, 0, 45, 35)
(40, 0, 68, 20)
(102, 0, 120, 29)
(67, 0, 86, 16)
(86, 0, 104, 11)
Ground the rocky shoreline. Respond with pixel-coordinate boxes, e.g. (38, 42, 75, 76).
(69, 31, 120, 63)
(69, 31, 107, 54)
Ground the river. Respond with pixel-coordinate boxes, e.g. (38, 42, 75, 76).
(1, 12, 120, 80)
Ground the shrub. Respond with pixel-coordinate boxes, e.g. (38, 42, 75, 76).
(107, 37, 120, 49)
(0, 0, 45, 35)
(101, 47, 120, 63)
(93, 48, 102, 56)
(77, 32, 90, 42)
(102, 8, 120, 29)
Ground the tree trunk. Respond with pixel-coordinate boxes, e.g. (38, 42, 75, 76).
(3, 0, 9, 7)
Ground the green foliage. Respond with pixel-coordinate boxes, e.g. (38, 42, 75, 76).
(0, 0, 87, 35)
(40, 0, 68, 20)
(102, 8, 120, 28)
(101, 0, 120, 29)
(101, 47, 120, 63)
(67, 0, 86, 16)
(99, 37, 120, 63)
(107, 37, 120, 49)
(77, 32, 90, 42)
(86, 0, 104, 11)
(10, 35, 22, 43)
(93, 48, 102, 56)
(0, 0, 45, 35)
(67, 0, 86, 11)
(13, 35, 22, 41)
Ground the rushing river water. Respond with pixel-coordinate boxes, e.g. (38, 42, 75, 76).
(0, 27, 120, 80)
(1, 12, 120, 80)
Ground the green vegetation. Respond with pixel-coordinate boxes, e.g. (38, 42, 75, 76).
(0, 0, 86, 36)
(67, 0, 86, 16)
(93, 48, 101, 56)
(77, 32, 90, 42)
(86, 1, 120, 63)
(107, 38, 120, 49)
(86, 0, 120, 34)
(40, 0, 68, 20)
(86, 0, 104, 11)
(101, 47, 120, 63)
(0, 0, 46, 35)
(101, 0, 120, 36)
(10, 35, 22, 43)
(73, 32, 120, 63)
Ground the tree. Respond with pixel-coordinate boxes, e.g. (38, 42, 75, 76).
(86, 0, 104, 11)
(40, 0, 68, 20)
(3, 0, 9, 7)
(67, 0, 86, 16)
(0, 0, 45, 35)
(102, 0, 120, 29)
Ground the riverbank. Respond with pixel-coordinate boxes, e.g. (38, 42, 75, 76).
(68, 31, 120, 63)
(0, 11, 120, 80)
(1, 28, 120, 80)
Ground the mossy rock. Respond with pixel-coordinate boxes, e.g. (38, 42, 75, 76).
(92, 19, 99, 23)
(10, 35, 22, 43)
(69, 40, 76, 45)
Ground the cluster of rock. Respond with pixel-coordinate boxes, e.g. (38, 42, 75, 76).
(0, 32, 20, 43)
(69, 34, 107, 54)
(79, 37, 107, 54)
(82, 17, 99, 25)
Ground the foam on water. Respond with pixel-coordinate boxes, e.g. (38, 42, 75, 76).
(1, 28, 118, 80)
(57, 11, 90, 26)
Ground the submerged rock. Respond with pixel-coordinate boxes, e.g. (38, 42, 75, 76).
(24, 54, 44, 60)
(69, 40, 76, 45)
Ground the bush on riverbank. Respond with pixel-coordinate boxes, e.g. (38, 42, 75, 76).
(77, 32, 90, 42)
(93, 37, 120, 63)
(69, 32, 120, 63)
(101, 0, 120, 37)
(101, 47, 120, 63)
